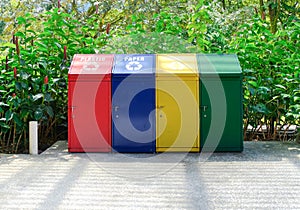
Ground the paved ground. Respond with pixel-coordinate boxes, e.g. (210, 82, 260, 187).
(0, 141, 299, 209)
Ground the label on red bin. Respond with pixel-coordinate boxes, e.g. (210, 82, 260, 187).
(69, 54, 114, 75)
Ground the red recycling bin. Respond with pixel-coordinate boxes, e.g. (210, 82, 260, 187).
(68, 54, 114, 152)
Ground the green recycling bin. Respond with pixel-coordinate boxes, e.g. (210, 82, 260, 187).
(197, 54, 243, 152)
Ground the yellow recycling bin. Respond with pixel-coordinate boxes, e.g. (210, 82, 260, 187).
(156, 54, 200, 152)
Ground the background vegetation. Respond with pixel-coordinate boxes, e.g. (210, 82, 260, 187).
(0, 0, 299, 153)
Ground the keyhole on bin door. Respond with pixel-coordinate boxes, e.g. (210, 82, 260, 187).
(158, 105, 165, 118)
(114, 106, 119, 119)
(201, 105, 208, 118)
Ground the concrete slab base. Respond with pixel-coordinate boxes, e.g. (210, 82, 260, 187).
(0, 141, 299, 209)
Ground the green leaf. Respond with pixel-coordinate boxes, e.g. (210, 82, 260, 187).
(33, 93, 44, 101)
(13, 114, 22, 126)
(21, 82, 28, 89)
(20, 71, 30, 80)
(38, 61, 47, 69)
(15, 32, 26, 39)
(294, 96, 300, 102)
(54, 42, 62, 49)
(34, 109, 43, 120)
(257, 86, 270, 94)
(52, 78, 60, 84)
(45, 106, 54, 117)
(253, 104, 269, 114)
(0, 42, 16, 48)
(15, 82, 22, 91)
(44, 93, 54, 102)
(0, 121, 10, 133)
(35, 41, 48, 52)
(290, 104, 300, 110)
(5, 110, 13, 121)
(16, 17, 26, 25)
(20, 109, 29, 119)
(25, 36, 35, 43)
(248, 81, 258, 88)
(0, 102, 9, 106)
(243, 69, 255, 73)
(26, 30, 36, 35)
(281, 94, 291, 99)
(275, 84, 286, 90)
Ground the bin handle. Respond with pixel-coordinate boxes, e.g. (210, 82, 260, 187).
(200, 105, 208, 112)
(114, 106, 119, 112)
(71, 106, 76, 119)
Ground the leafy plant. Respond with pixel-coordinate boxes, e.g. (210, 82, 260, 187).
(230, 16, 300, 140)
(0, 8, 110, 153)
(0, 1, 299, 153)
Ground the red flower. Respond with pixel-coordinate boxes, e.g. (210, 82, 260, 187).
(262, 11, 266, 20)
(63, 46, 67, 60)
(13, 67, 17, 78)
(12, 93, 16, 98)
(106, 23, 111, 35)
(15, 37, 20, 56)
(44, 76, 49, 85)
(95, 5, 98, 14)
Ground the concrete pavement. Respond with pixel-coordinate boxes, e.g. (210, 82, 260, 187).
(0, 141, 299, 209)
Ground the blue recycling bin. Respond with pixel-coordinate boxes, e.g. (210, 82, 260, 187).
(112, 54, 156, 152)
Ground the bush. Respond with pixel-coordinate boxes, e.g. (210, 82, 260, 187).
(0, 2, 299, 153)
(230, 17, 300, 140)
(0, 10, 109, 153)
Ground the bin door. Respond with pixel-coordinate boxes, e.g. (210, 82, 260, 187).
(112, 77, 155, 152)
(200, 78, 243, 152)
(112, 54, 156, 152)
(156, 79, 199, 152)
(156, 54, 199, 152)
(69, 80, 111, 152)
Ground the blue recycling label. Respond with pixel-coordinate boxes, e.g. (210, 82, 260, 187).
(113, 54, 155, 74)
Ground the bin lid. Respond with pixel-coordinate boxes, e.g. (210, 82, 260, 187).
(156, 54, 198, 77)
(68, 54, 114, 81)
(112, 54, 155, 76)
(197, 54, 242, 77)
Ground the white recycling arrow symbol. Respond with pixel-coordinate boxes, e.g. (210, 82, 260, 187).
(82, 62, 100, 71)
(167, 61, 185, 70)
(125, 61, 143, 71)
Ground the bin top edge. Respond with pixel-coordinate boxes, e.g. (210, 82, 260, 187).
(197, 54, 242, 75)
(68, 54, 114, 75)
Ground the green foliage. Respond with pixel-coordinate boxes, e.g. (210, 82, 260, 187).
(0, 21, 5, 35)
(187, 2, 211, 51)
(230, 17, 300, 139)
(0, 0, 299, 153)
(101, 32, 199, 54)
(0, 9, 109, 153)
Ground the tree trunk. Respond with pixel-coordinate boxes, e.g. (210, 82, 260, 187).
(268, 0, 281, 34)
(221, 0, 226, 10)
(259, 0, 265, 20)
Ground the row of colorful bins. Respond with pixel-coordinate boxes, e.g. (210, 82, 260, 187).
(68, 54, 243, 153)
